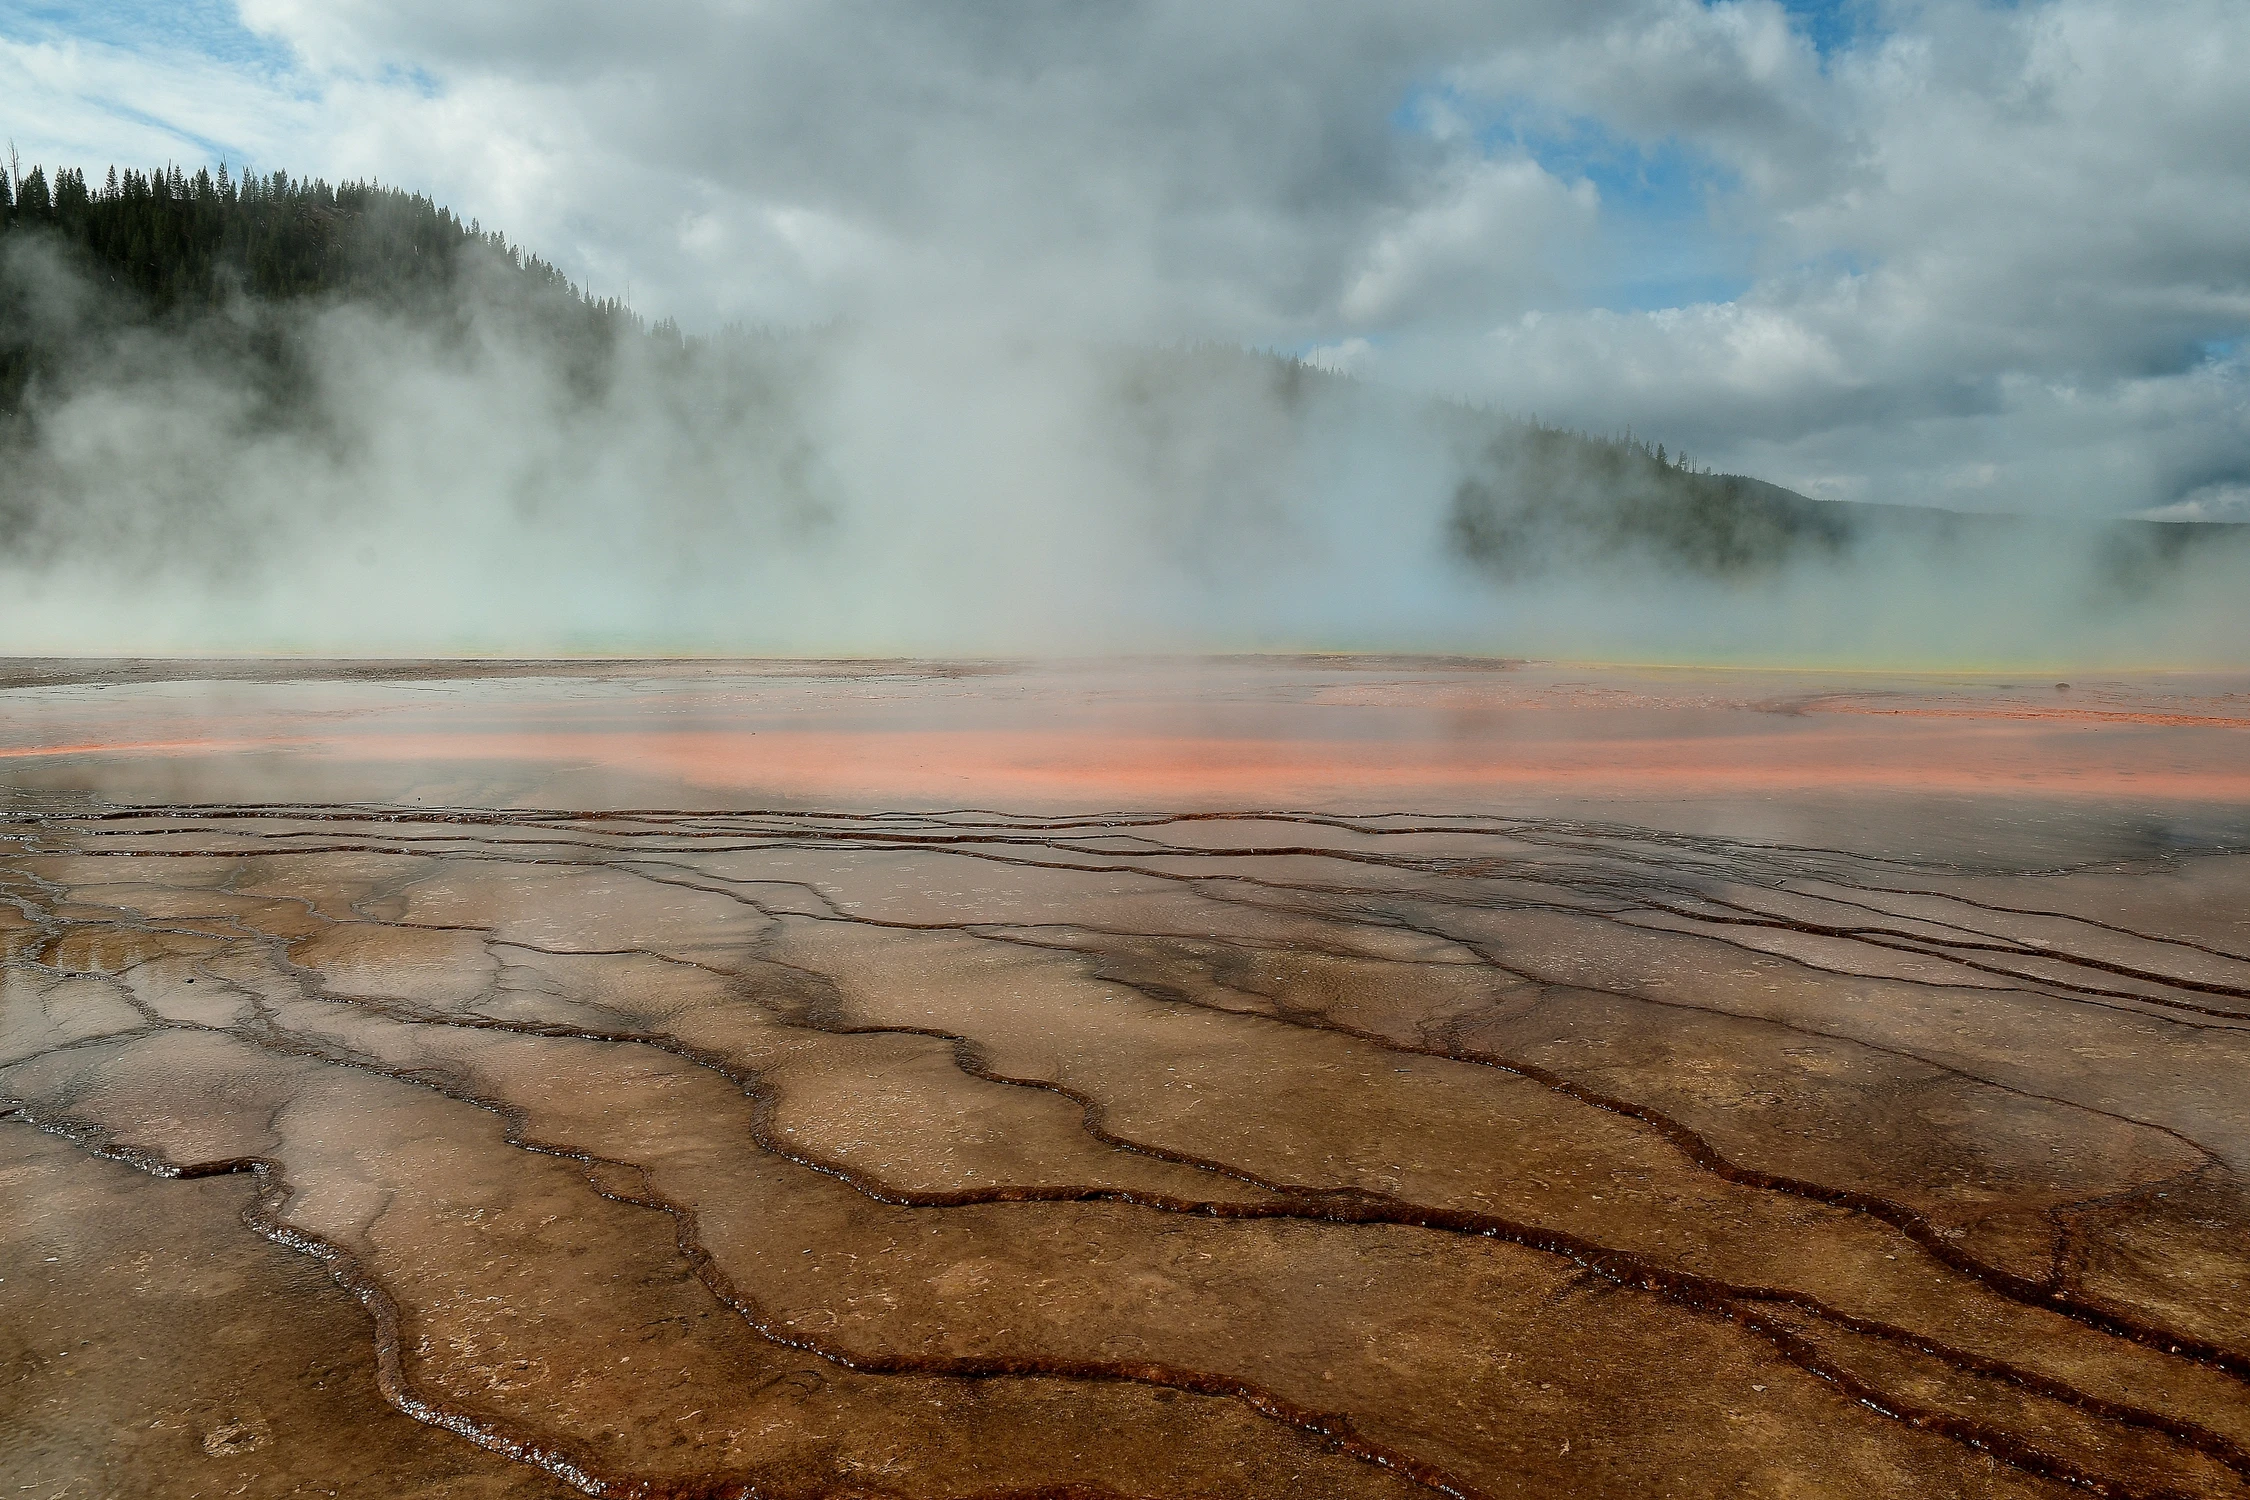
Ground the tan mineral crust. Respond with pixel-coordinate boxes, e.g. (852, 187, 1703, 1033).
(5, 656, 2250, 1498)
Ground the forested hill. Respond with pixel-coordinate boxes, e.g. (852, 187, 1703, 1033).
(4, 160, 2234, 585)
(0, 160, 667, 420)
(0, 160, 644, 324)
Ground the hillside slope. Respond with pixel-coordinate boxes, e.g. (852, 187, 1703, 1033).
(2, 159, 2239, 591)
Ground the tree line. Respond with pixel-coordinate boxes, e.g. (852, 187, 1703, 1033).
(0, 153, 642, 315)
(0, 155, 696, 420)
(3, 153, 1869, 576)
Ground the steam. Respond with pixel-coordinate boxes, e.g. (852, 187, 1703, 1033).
(2, 235, 2246, 667)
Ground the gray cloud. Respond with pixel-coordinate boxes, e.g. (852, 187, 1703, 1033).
(1430, 0, 2250, 512)
(224, 0, 2250, 517)
(14, 1, 2241, 513)
(219, 1, 1622, 334)
(3, 0, 2248, 659)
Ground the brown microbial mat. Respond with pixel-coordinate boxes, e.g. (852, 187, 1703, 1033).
(6, 658, 2250, 1498)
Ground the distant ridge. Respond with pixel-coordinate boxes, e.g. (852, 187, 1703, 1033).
(0, 159, 666, 418)
(3, 159, 2238, 582)
(0, 161, 636, 319)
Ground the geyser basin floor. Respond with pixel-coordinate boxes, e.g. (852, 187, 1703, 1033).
(4, 658, 2250, 1499)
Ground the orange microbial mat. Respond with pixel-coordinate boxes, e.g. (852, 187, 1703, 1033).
(6, 657, 2250, 1499)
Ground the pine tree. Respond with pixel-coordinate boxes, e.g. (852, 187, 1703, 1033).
(1, 157, 659, 418)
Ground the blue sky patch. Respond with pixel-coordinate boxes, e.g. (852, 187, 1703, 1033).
(0, 0, 296, 75)
(1511, 116, 1757, 311)
(1395, 81, 1760, 316)
(1761, 0, 1877, 63)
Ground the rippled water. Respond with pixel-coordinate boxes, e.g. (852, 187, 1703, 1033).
(6, 659, 2250, 1498)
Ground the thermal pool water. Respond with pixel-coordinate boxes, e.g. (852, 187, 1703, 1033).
(5, 657, 2250, 1498)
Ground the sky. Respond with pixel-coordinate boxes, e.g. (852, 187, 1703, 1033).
(3, 0, 2247, 523)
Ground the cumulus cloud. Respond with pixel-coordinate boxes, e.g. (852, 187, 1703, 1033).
(1425, 0, 2250, 513)
(1339, 155, 1597, 328)
(207, 2, 1593, 335)
(2, 0, 2246, 522)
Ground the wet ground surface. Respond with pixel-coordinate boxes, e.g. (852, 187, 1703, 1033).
(5, 658, 2250, 1498)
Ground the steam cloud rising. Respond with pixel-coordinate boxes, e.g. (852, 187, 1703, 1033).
(3, 2, 2248, 664)
(0, 227, 2241, 661)
(2, 228, 2244, 666)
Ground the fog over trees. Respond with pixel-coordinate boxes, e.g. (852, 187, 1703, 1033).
(0, 159, 2241, 660)
(0, 158, 660, 418)
(0, 157, 1981, 567)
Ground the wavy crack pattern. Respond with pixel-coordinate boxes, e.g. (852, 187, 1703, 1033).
(8, 798, 2250, 1498)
